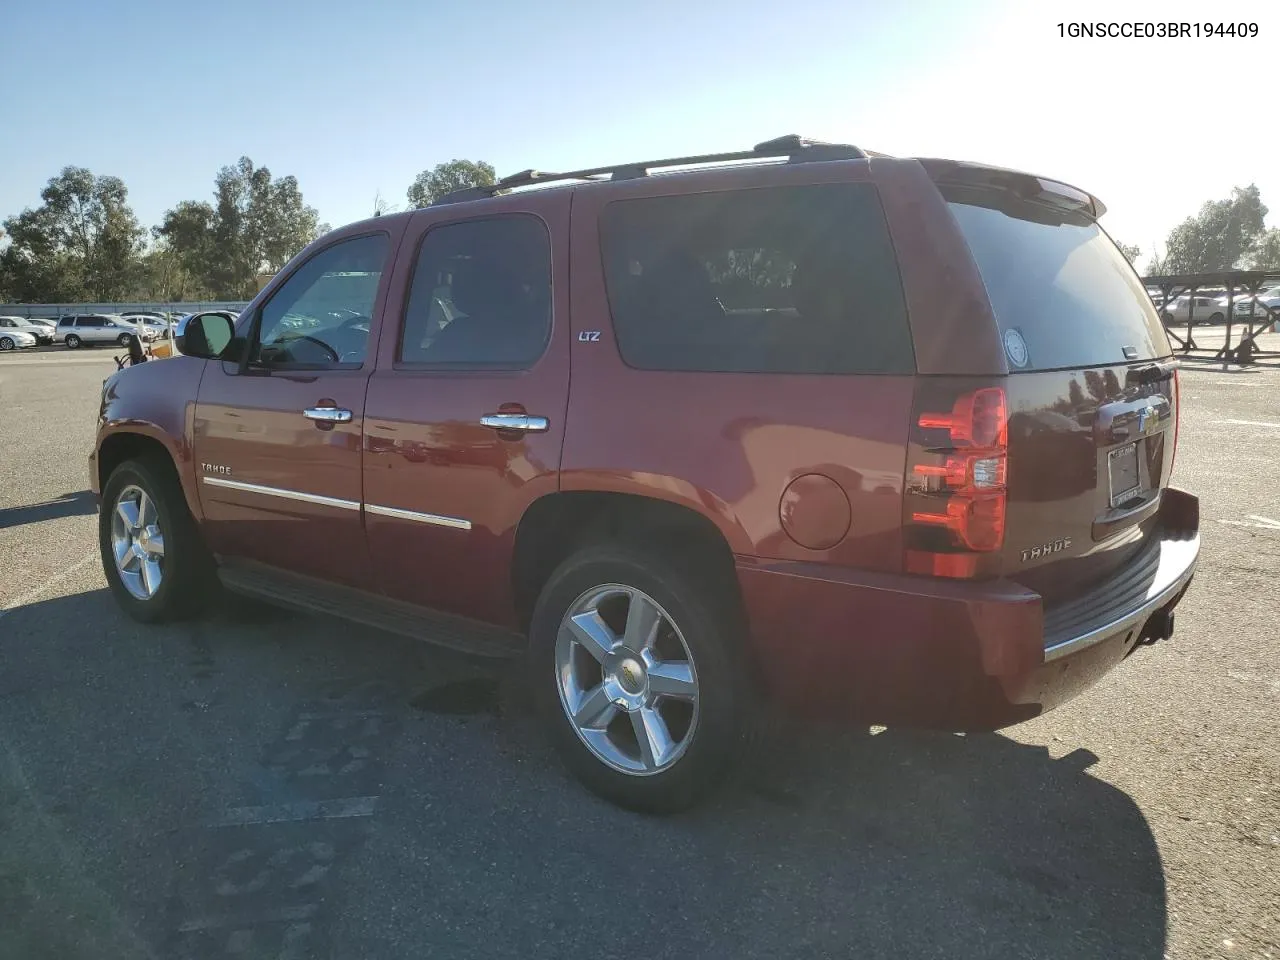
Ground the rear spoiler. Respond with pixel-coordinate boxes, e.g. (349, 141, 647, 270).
(916, 158, 1106, 220)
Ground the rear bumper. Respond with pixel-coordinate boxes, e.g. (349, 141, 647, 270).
(737, 488, 1199, 730)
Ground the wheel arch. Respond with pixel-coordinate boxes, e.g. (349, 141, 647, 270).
(97, 426, 200, 520)
(511, 490, 747, 635)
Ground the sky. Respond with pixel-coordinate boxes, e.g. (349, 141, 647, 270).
(2, 0, 1276, 268)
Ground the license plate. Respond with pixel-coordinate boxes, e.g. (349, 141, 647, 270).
(1108, 443, 1141, 507)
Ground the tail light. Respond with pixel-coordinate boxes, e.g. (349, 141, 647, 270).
(1170, 368, 1181, 476)
(904, 383, 1008, 579)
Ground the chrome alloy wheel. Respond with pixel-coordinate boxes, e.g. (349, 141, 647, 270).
(110, 484, 165, 600)
(555, 584, 700, 776)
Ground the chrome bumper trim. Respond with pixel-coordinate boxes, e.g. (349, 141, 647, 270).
(1043, 534, 1198, 662)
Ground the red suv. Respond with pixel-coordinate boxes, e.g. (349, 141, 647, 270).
(91, 136, 1199, 812)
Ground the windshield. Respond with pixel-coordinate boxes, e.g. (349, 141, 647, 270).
(946, 193, 1171, 370)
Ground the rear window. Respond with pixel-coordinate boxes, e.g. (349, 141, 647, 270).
(600, 183, 913, 375)
(946, 193, 1170, 370)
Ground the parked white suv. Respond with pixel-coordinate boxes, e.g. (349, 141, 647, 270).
(56, 315, 156, 349)
(1227, 287, 1280, 328)
(1158, 295, 1225, 325)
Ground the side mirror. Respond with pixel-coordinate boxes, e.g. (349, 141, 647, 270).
(175, 313, 236, 359)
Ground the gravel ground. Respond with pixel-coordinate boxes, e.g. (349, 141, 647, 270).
(0, 347, 1276, 960)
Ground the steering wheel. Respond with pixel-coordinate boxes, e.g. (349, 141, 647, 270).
(274, 334, 340, 364)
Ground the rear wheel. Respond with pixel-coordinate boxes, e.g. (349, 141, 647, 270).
(1160, 312, 1173, 324)
(0, 337, 13, 351)
(100, 456, 213, 623)
(1209, 312, 1225, 325)
(530, 544, 752, 813)
(65, 334, 81, 349)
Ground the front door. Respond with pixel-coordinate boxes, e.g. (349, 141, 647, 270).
(363, 197, 571, 625)
(193, 229, 400, 590)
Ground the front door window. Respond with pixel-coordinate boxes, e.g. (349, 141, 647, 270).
(254, 235, 388, 368)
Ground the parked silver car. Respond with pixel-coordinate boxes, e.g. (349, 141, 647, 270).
(120, 314, 174, 339)
(0, 327, 38, 350)
(56, 314, 157, 349)
(0, 315, 54, 345)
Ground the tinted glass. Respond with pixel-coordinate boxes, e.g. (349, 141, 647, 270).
(79, 317, 106, 327)
(600, 184, 912, 375)
(399, 216, 552, 367)
(256, 234, 388, 367)
(946, 193, 1170, 370)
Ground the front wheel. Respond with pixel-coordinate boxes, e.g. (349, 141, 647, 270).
(530, 545, 753, 813)
(1209, 312, 1225, 325)
(65, 334, 81, 349)
(0, 337, 13, 351)
(100, 456, 213, 623)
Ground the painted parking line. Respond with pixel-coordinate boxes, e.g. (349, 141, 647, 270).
(178, 904, 318, 933)
(1213, 419, 1280, 429)
(1218, 516, 1280, 531)
(0, 550, 98, 620)
(212, 796, 379, 828)
(0, 356, 120, 366)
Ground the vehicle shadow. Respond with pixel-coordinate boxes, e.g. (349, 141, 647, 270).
(478, 697, 1168, 960)
(407, 651, 1169, 959)
(0, 491, 96, 530)
(0, 592, 1167, 960)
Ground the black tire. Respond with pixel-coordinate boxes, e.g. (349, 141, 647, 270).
(99, 455, 214, 623)
(529, 544, 753, 813)
(65, 334, 81, 349)
(0, 337, 13, 351)
(1209, 312, 1224, 325)
(1161, 312, 1173, 324)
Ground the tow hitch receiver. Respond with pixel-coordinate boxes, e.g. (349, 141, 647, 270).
(1139, 608, 1175, 645)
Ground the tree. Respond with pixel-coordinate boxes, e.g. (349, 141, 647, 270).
(156, 200, 217, 297)
(1115, 242, 1142, 266)
(0, 166, 144, 301)
(1248, 229, 1280, 271)
(1161, 185, 1268, 274)
(406, 159, 497, 208)
(159, 157, 321, 298)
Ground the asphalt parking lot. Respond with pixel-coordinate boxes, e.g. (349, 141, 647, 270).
(1, 347, 1277, 960)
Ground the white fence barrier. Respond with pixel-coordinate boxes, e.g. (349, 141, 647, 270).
(0, 302, 250, 319)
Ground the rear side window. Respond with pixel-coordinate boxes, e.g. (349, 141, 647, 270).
(600, 184, 913, 374)
(399, 215, 552, 368)
(945, 193, 1170, 370)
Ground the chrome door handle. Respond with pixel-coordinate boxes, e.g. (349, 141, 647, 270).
(303, 406, 353, 423)
(480, 413, 549, 433)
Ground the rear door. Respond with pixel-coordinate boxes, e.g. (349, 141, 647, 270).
(942, 186, 1177, 601)
(362, 194, 570, 626)
(77, 316, 109, 343)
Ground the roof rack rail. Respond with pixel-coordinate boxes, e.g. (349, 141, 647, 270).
(434, 135, 869, 205)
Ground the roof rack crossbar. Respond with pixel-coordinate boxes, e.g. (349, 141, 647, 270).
(434, 135, 869, 205)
